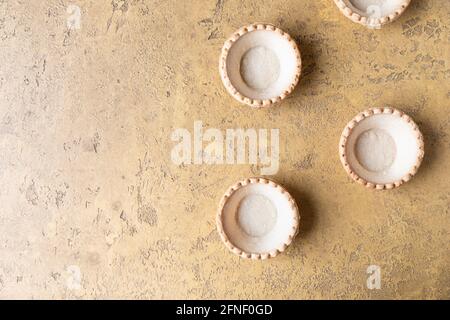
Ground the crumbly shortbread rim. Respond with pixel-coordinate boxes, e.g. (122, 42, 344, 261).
(333, 0, 411, 28)
(339, 107, 424, 190)
(219, 24, 302, 108)
(216, 177, 300, 259)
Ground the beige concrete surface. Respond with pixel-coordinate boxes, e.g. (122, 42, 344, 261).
(0, 0, 449, 299)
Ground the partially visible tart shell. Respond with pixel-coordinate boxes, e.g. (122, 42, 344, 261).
(333, 0, 411, 29)
(216, 177, 300, 259)
(219, 24, 302, 108)
(339, 107, 425, 190)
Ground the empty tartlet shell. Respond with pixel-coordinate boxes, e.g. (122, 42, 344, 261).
(216, 177, 300, 259)
(219, 24, 302, 108)
(339, 107, 424, 190)
(333, 0, 411, 28)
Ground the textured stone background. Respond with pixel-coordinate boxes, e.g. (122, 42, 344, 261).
(0, 0, 449, 299)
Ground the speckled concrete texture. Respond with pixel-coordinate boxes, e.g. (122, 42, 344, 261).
(0, 0, 449, 299)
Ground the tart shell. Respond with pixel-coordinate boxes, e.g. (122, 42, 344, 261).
(339, 107, 425, 190)
(333, 0, 411, 28)
(216, 177, 300, 259)
(219, 24, 302, 108)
